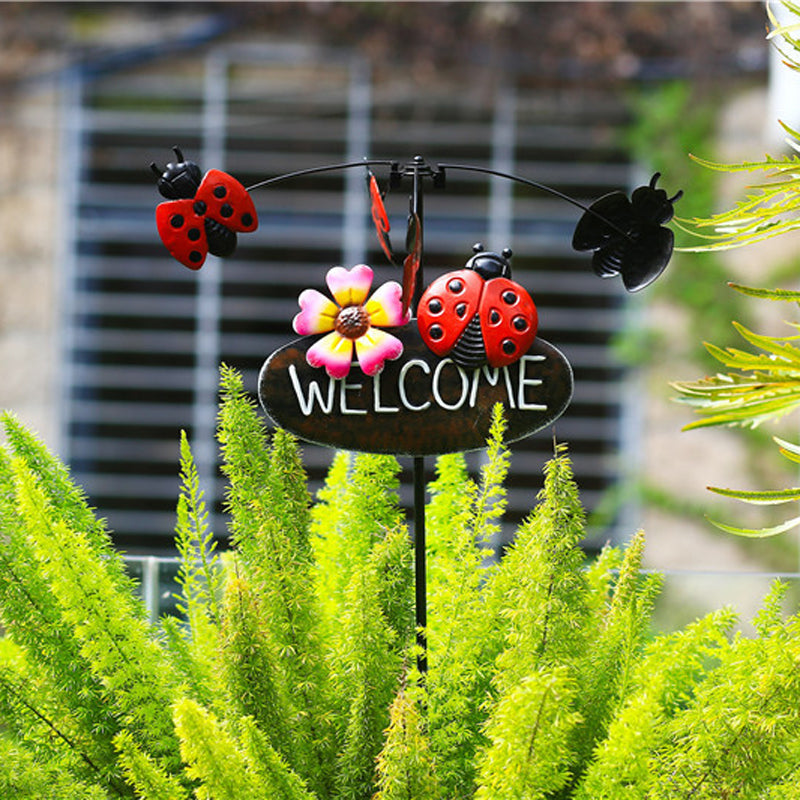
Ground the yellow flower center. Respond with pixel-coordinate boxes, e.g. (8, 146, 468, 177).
(335, 305, 370, 339)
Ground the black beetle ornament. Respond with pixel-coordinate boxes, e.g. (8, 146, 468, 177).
(572, 172, 683, 292)
(151, 147, 258, 269)
(417, 244, 538, 370)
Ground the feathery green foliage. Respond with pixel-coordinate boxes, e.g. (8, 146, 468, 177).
(669, 2, 800, 535)
(5, 369, 800, 797)
(677, 3, 800, 253)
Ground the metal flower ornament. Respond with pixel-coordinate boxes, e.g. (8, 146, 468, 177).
(293, 264, 408, 379)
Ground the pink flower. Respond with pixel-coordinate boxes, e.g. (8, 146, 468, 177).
(293, 264, 409, 379)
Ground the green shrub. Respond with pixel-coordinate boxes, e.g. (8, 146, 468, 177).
(3, 365, 800, 798)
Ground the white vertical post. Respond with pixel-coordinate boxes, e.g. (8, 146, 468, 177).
(767, 2, 800, 148)
(56, 69, 86, 462)
(342, 56, 372, 267)
(192, 51, 228, 499)
(489, 86, 516, 251)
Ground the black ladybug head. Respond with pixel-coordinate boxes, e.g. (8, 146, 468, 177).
(465, 242, 512, 280)
(150, 146, 202, 200)
(631, 173, 683, 226)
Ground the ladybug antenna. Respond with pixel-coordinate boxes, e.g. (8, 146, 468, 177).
(172, 146, 185, 163)
(649, 172, 661, 189)
(150, 162, 163, 177)
(472, 242, 485, 254)
(669, 189, 684, 204)
(502, 247, 513, 260)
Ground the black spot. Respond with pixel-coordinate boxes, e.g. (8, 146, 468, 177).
(241, 213, 253, 227)
(502, 339, 516, 354)
(189, 250, 203, 264)
(188, 228, 201, 242)
(193, 200, 207, 215)
(489, 309, 501, 324)
(455, 302, 467, 318)
(429, 324, 444, 341)
(428, 299, 443, 314)
(220, 203, 233, 218)
(213, 185, 227, 198)
(448, 279, 464, 294)
(501, 290, 517, 305)
(170, 214, 184, 228)
(513, 316, 528, 331)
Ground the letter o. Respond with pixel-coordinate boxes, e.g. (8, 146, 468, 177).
(432, 359, 469, 411)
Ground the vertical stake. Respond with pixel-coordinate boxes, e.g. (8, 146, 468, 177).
(408, 156, 428, 676)
(413, 455, 427, 674)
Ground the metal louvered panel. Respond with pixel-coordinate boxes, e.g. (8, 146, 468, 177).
(61, 44, 634, 554)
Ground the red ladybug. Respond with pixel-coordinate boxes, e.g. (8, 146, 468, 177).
(151, 147, 258, 269)
(418, 244, 538, 369)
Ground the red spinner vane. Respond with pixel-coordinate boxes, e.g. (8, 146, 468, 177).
(151, 147, 258, 269)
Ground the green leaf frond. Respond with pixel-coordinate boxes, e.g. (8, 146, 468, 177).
(173, 698, 290, 800)
(174, 430, 223, 630)
(374, 683, 442, 800)
(113, 730, 190, 800)
(11, 458, 184, 773)
(575, 607, 737, 798)
(1, 411, 138, 602)
(488, 443, 589, 686)
(673, 308, 800, 432)
(476, 666, 583, 800)
(0, 451, 122, 788)
(649, 602, 800, 797)
(9, 312, 800, 798)
(472, 403, 510, 546)
(424, 411, 514, 799)
(331, 557, 405, 800)
(677, 145, 800, 253)
(312, 450, 404, 633)
(218, 572, 297, 773)
(0, 730, 112, 800)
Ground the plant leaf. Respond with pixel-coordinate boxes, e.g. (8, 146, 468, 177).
(705, 514, 800, 538)
(706, 485, 800, 505)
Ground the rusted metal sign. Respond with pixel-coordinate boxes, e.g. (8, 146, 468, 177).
(259, 325, 573, 456)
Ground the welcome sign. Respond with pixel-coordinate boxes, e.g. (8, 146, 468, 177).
(259, 326, 573, 456)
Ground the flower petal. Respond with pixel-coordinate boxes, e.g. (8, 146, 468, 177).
(293, 289, 339, 335)
(306, 331, 354, 379)
(326, 264, 373, 308)
(365, 280, 409, 328)
(354, 328, 404, 376)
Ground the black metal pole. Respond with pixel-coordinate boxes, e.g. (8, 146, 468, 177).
(408, 156, 428, 676)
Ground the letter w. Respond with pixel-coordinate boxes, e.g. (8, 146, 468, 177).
(288, 364, 335, 415)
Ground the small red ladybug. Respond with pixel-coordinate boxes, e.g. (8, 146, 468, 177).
(417, 244, 538, 369)
(151, 146, 258, 269)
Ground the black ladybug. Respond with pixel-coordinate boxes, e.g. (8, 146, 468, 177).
(572, 172, 683, 292)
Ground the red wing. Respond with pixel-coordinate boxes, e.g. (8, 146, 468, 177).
(368, 171, 394, 264)
(156, 199, 208, 269)
(417, 269, 483, 357)
(401, 212, 421, 316)
(479, 277, 538, 368)
(195, 169, 258, 233)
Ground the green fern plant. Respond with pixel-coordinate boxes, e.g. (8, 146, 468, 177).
(671, 2, 800, 536)
(5, 367, 800, 797)
(677, 1, 800, 254)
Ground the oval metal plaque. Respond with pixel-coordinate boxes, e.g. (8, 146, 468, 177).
(258, 325, 573, 456)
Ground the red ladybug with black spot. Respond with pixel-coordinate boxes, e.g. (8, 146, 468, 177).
(418, 244, 538, 369)
(151, 147, 258, 269)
